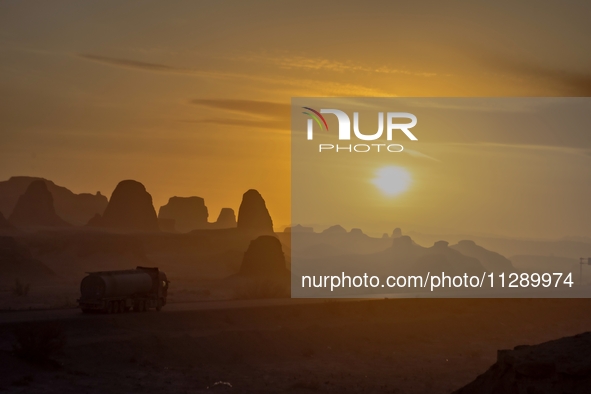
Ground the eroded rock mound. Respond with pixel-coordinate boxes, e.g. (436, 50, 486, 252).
(89, 180, 159, 232)
(239, 235, 288, 276)
(236, 190, 273, 234)
(453, 331, 591, 394)
(158, 196, 208, 232)
(8, 181, 70, 227)
(211, 208, 237, 229)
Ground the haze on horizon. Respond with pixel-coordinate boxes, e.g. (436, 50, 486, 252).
(1, 0, 590, 238)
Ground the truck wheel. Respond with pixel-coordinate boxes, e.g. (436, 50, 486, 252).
(156, 299, 162, 311)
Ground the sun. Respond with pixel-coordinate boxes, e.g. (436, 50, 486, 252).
(372, 166, 412, 196)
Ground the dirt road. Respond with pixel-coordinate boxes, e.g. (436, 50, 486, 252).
(1, 298, 591, 393)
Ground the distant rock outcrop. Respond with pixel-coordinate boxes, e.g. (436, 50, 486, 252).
(8, 181, 70, 227)
(392, 228, 402, 238)
(453, 331, 591, 394)
(239, 235, 288, 276)
(451, 240, 515, 273)
(284, 224, 314, 233)
(158, 196, 208, 232)
(0, 236, 54, 284)
(415, 240, 485, 276)
(236, 190, 273, 234)
(211, 208, 237, 229)
(0, 176, 107, 225)
(88, 180, 159, 233)
(349, 228, 366, 237)
(322, 225, 347, 235)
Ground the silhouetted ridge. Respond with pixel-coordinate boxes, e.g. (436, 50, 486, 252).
(239, 235, 288, 276)
(8, 180, 70, 227)
(0, 176, 107, 225)
(158, 196, 208, 232)
(453, 331, 591, 394)
(322, 225, 347, 235)
(237, 189, 273, 234)
(88, 180, 159, 233)
(416, 240, 485, 275)
(451, 240, 515, 273)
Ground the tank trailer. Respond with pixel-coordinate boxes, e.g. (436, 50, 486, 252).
(78, 266, 169, 313)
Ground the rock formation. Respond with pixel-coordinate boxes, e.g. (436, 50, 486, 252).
(8, 180, 70, 227)
(158, 196, 208, 232)
(88, 180, 159, 232)
(211, 208, 237, 229)
(284, 224, 314, 233)
(416, 240, 485, 276)
(451, 240, 515, 273)
(453, 331, 591, 394)
(239, 235, 288, 276)
(349, 228, 366, 237)
(236, 190, 273, 234)
(322, 225, 347, 235)
(392, 228, 402, 238)
(0, 176, 107, 225)
(0, 236, 54, 284)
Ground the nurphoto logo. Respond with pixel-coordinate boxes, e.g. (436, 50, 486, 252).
(302, 107, 418, 153)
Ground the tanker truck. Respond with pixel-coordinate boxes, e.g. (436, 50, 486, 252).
(78, 266, 169, 313)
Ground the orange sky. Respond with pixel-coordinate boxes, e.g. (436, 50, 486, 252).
(0, 1, 590, 235)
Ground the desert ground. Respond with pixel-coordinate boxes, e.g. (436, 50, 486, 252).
(1, 298, 591, 394)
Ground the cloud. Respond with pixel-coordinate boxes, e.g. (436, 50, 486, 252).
(181, 118, 288, 132)
(75, 53, 388, 95)
(77, 53, 189, 73)
(188, 99, 290, 131)
(444, 142, 591, 157)
(477, 55, 591, 96)
(404, 149, 441, 162)
(189, 99, 290, 118)
(234, 53, 439, 77)
(517, 66, 591, 96)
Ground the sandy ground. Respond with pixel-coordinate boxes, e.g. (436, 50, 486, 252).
(1, 298, 591, 394)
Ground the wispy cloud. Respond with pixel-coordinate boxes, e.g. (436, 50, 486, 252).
(477, 54, 591, 96)
(77, 53, 193, 73)
(189, 99, 289, 118)
(444, 142, 591, 157)
(181, 118, 288, 131)
(75, 53, 389, 95)
(188, 99, 290, 131)
(405, 149, 441, 162)
(235, 53, 439, 77)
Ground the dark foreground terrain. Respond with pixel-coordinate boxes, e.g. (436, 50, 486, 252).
(1, 298, 591, 394)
